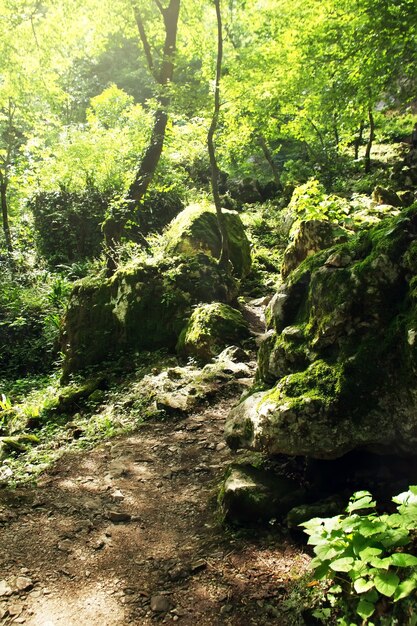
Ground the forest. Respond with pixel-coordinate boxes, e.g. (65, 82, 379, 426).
(1, 0, 417, 624)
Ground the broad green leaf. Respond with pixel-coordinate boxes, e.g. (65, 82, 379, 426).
(390, 553, 417, 567)
(329, 557, 355, 573)
(356, 599, 375, 619)
(374, 570, 400, 597)
(369, 556, 392, 570)
(347, 496, 376, 514)
(315, 544, 340, 561)
(358, 546, 383, 561)
(354, 577, 375, 593)
(393, 577, 417, 601)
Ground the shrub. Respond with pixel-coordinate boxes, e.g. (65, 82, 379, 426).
(302, 488, 417, 625)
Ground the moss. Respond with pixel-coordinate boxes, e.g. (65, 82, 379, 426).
(62, 252, 239, 376)
(177, 302, 249, 362)
(164, 203, 251, 278)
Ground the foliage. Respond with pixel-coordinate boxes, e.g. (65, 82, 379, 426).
(302, 489, 417, 624)
(288, 179, 351, 236)
(30, 187, 110, 267)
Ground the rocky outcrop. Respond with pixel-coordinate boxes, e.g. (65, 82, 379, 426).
(218, 464, 306, 525)
(164, 204, 251, 278)
(62, 253, 237, 376)
(281, 219, 348, 279)
(225, 204, 417, 459)
(176, 303, 250, 362)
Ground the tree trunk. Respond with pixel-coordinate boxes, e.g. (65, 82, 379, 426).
(103, 0, 181, 274)
(364, 109, 375, 173)
(207, 0, 229, 270)
(257, 134, 280, 187)
(354, 120, 365, 160)
(0, 175, 12, 257)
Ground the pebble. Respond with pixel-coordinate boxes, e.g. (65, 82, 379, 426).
(107, 511, 131, 523)
(150, 595, 171, 613)
(0, 580, 12, 597)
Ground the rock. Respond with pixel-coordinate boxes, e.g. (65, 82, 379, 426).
(286, 497, 345, 529)
(107, 511, 131, 523)
(372, 185, 403, 208)
(176, 303, 250, 362)
(219, 464, 306, 524)
(0, 580, 12, 597)
(281, 219, 348, 279)
(225, 206, 417, 459)
(150, 595, 171, 613)
(62, 252, 237, 376)
(11, 577, 34, 593)
(164, 203, 252, 278)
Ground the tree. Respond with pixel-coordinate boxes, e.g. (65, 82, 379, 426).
(207, 0, 229, 269)
(102, 0, 181, 273)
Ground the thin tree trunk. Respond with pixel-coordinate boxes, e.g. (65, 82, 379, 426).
(0, 175, 12, 256)
(103, 0, 181, 274)
(354, 120, 365, 160)
(364, 109, 375, 173)
(207, 0, 229, 270)
(257, 134, 280, 187)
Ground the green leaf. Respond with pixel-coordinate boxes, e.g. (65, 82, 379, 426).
(374, 570, 400, 597)
(358, 546, 383, 561)
(390, 553, 417, 567)
(369, 556, 392, 570)
(393, 577, 417, 601)
(315, 544, 340, 561)
(347, 496, 376, 513)
(356, 598, 375, 619)
(354, 577, 375, 593)
(329, 557, 355, 573)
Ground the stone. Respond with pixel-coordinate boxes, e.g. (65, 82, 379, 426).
(12, 577, 33, 593)
(225, 206, 417, 459)
(176, 303, 250, 362)
(372, 185, 403, 208)
(286, 497, 345, 529)
(164, 203, 252, 278)
(62, 252, 238, 376)
(219, 464, 306, 524)
(281, 219, 348, 279)
(107, 511, 132, 523)
(150, 595, 171, 613)
(0, 580, 12, 597)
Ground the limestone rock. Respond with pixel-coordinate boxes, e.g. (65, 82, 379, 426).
(164, 203, 252, 278)
(62, 252, 237, 376)
(281, 219, 348, 279)
(225, 205, 417, 459)
(219, 464, 306, 524)
(372, 186, 403, 208)
(176, 303, 250, 362)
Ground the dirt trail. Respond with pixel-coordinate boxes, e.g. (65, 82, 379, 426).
(0, 304, 310, 626)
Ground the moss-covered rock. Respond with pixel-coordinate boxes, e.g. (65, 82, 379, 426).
(62, 253, 238, 376)
(281, 219, 348, 279)
(164, 203, 251, 278)
(225, 204, 417, 459)
(218, 463, 306, 525)
(176, 303, 250, 362)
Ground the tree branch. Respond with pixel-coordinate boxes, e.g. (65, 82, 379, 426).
(152, 0, 166, 16)
(133, 6, 157, 79)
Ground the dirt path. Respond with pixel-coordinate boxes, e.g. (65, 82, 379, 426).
(0, 302, 310, 625)
(0, 394, 310, 626)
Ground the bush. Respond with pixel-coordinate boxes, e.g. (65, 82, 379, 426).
(30, 188, 110, 268)
(302, 488, 417, 625)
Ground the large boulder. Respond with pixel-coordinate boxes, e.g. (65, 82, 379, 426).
(176, 303, 250, 362)
(164, 204, 251, 278)
(62, 253, 237, 376)
(225, 205, 417, 459)
(281, 219, 348, 279)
